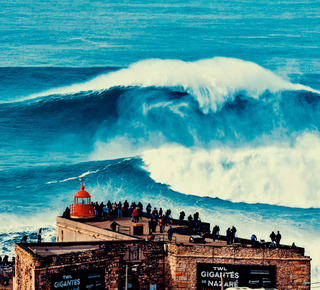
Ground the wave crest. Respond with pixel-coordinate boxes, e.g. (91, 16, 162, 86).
(23, 58, 317, 113)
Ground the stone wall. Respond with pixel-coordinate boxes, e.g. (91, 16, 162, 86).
(15, 241, 165, 290)
(14, 241, 311, 290)
(15, 245, 36, 290)
(165, 244, 310, 290)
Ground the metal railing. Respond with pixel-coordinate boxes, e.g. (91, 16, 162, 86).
(118, 225, 131, 235)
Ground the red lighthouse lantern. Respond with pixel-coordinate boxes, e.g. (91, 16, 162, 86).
(69, 180, 95, 219)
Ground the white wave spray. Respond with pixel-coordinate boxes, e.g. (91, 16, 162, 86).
(142, 132, 320, 208)
(0, 211, 57, 258)
(22, 57, 317, 113)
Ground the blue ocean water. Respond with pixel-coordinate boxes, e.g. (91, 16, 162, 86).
(1, 0, 320, 284)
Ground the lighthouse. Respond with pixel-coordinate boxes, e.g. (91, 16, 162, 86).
(69, 179, 95, 219)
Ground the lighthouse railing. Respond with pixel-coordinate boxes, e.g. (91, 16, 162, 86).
(69, 203, 95, 217)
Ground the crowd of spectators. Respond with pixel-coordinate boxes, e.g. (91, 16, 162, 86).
(62, 199, 290, 248)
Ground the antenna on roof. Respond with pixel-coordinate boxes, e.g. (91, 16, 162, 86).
(79, 177, 85, 187)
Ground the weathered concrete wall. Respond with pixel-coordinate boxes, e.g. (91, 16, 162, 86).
(165, 244, 310, 290)
(56, 217, 138, 242)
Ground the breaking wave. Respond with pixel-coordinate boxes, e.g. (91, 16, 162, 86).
(142, 133, 320, 208)
(12, 58, 319, 114)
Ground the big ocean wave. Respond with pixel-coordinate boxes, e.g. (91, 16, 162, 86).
(14, 57, 318, 111)
(1, 57, 320, 280)
(2, 57, 320, 209)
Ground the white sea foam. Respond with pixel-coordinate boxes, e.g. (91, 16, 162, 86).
(142, 132, 320, 208)
(19, 58, 318, 113)
(0, 211, 57, 231)
(0, 211, 57, 258)
(89, 135, 165, 161)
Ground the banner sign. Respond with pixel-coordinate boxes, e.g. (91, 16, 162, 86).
(197, 263, 276, 289)
(51, 268, 105, 290)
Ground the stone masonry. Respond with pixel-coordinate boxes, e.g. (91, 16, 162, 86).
(14, 241, 310, 290)
(15, 241, 165, 290)
(165, 243, 310, 290)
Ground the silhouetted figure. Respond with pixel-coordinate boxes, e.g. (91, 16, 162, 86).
(118, 201, 122, 217)
(201, 232, 207, 244)
(102, 205, 108, 220)
(212, 225, 220, 242)
(123, 200, 129, 217)
(107, 200, 112, 216)
(62, 207, 70, 218)
(110, 222, 118, 231)
(251, 234, 258, 247)
(111, 202, 117, 218)
(276, 231, 282, 247)
(152, 207, 158, 218)
(187, 214, 193, 227)
(179, 211, 185, 225)
(99, 202, 104, 219)
(193, 212, 199, 229)
(21, 235, 28, 243)
(162, 215, 167, 229)
(146, 203, 152, 218)
(2, 255, 8, 265)
(226, 228, 231, 244)
(38, 228, 42, 243)
(230, 226, 237, 244)
(269, 231, 275, 244)
(165, 209, 172, 225)
(167, 226, 174, 241)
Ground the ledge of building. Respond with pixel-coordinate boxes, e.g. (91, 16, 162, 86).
(56, 216, 141, 242)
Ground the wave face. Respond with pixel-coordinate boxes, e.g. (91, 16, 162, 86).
(2, 59, 320, 167)
(1, 58, 320, 281)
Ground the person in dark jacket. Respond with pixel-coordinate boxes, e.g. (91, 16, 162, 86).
(187, 214, 193, 227)
(270, 231, 276, 246)
(146, 203, 152, 218)
(226, 228, 231, 244)
(212, 225, 220, 242)
(167, 226, 174, 241)
(230, 226, 237, 244)
(179, 211, 186, 225)
(62, 207, 70, 218)
(275, 231, 282, 247)
(251, 234, 258, 247)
